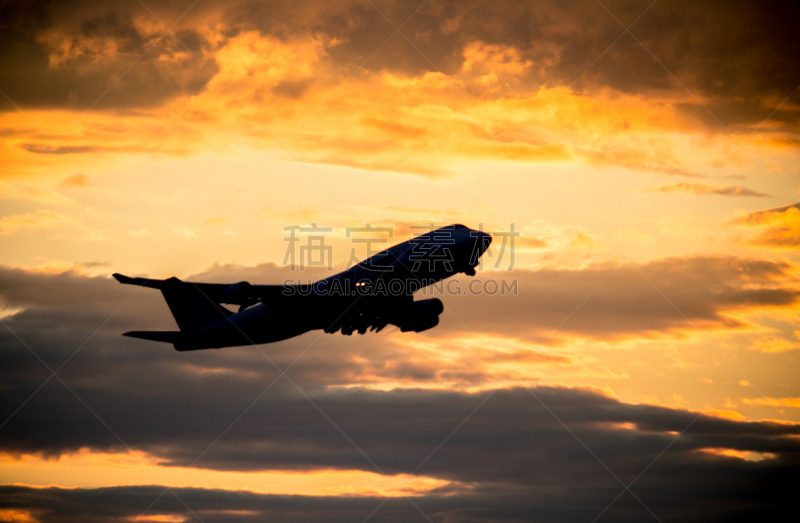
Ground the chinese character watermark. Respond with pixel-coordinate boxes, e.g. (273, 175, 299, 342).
(345, 223, 394, 270)
(283, 223, 333, 270)
(282, 222, 521, 272)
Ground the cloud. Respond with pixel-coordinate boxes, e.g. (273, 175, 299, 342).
(244, 0, 800, 133)
(0, 385, 797, 521)
(747, 337, 800, 354)
(0, 458, 794, 523)
(732, 203, 800, 248)
(19, 143, 148, 155)
(646, 182, 772, 198)
(442, 256, 797, 342)
(515, 236, 547, 249)
(0, 210, 104, 242)
(20, 144, 97, 154)
(6, 252, 796, 344)
(0, 254, 796, 398)
(742, 397, 800, 408)
(0, 2, 217, 110)
(59, 174, 89, 188)
(0, 210, 74, 236)
(1, 0, 798, 180)
(0, 262, 797, 520)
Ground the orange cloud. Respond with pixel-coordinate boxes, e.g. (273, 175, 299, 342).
(0, 509, 39, 522)
(133, 515, 186, 523)
(747, 337, 800, 353)
(646, 182, 772, 197)
(698, 448, 776, 462)
(732, 203, 800, 248)
(0, 210, 104, 242)
(0, 210, 75, 236)
(0, 450, 454, 498)
(59, 173, 90, 188)
(515, 236, 548, 250)
(742, 397, 800, 408)
(3, 26, 783, 184)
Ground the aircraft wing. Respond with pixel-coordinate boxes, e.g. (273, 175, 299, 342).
(113, 273, 289, 305)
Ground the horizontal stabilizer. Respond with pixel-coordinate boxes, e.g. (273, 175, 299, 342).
(113, 273, 178, 290)
(123, 331, 182, 343)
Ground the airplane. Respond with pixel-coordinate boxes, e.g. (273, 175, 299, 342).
(115, 224, 492, 351)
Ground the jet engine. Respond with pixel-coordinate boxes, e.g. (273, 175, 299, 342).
(220, 281, 253, 303)
(395, 298, 444, 332)
(219, 282, 259, 311)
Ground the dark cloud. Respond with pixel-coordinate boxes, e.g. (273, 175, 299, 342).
(432, 0, 800, 109)
(0, 385, 797, 522)
(194, 257, 799, 345)
(0, 264, 797, 521)
(2, 0, 797, 134)
(0, 470, 794, 523)
(1, 370, 798, 520)
(0, 0, 217, 110)
(442, 256, 797, 342)
(0, 486, 423, 523)
(314, 0, 800, 130)
(0, 255, 796, 394)
(273, 78, 314, 99)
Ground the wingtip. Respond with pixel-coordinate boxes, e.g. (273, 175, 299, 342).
(123, 331, 182, 343)
(113, 273, 131, 283)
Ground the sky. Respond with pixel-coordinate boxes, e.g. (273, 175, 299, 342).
(0, 0, 799, 521)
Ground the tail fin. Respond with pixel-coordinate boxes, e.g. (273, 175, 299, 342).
(114, 274, 232, 331)
(159, 279, 233, 331)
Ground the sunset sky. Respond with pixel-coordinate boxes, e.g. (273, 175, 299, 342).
(1, 0, 799, 521)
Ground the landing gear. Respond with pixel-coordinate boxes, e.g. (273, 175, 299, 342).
(465, 267, 476, 276)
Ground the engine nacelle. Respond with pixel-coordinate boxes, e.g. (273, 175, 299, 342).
(414, 298, 444, 316)
(221, 281, 253, 304)
(396, 298, 444, 333)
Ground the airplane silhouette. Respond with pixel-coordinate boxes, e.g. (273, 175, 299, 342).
(115, 224, 492, 350)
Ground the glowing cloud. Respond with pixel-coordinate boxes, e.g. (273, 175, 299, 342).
(733, 203, 800, 248)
